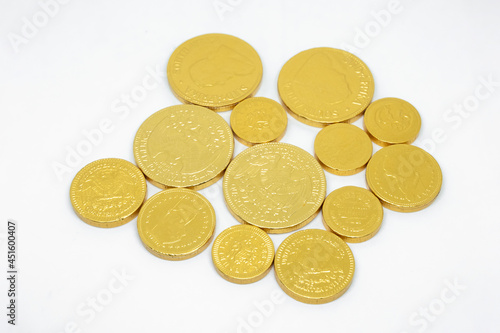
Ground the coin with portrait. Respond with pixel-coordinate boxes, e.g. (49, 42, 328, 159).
(167, 33, 263, 111)
(278, 47, 374, 126)
(137, 188, 216, 260)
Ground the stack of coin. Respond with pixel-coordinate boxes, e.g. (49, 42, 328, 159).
(69, 33, 442, 305)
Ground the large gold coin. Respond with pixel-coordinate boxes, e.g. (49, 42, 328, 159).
(212, 224, 274, 284)
(223, 143, 326, 233)
(133, 104, 234, 190)
(167, 33, 263, 111)
(322, 186, 383, 243)
(137, 188, 215, 260)
(230, 97, 287, 146)
(364, 97, 421, 146)
(70, 158, 147, 228)
(314, 123, 373, 175)
(274, 229, 355, 304)
(278, 47, 374, 127)
(366, 144, 442, 212)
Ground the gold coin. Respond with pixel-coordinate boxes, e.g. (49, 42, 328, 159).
(70, 158, 147, 228)
(274, 229, 355, 304)
(322, 186, 383, 243)
(133, 104, 234, 190)
(364, 97, 421, 146)
(167, 33, 263, 111)
(314, 123, 373, 175)
(230, 97, 288, 146)
(366, 144, 442, 212)
(278, 47, 374, 127)
(212, 224, 274, 284)
(223, 143, 326, 233)
(137, 188, 215, 260)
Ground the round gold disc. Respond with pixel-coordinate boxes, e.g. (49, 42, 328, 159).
(274, 229, 355, 304)
(322, 186, 383, 243)
(364, 97, 421, 146)
(133, 104, 234, 190)
(366, 144, 442, 212)
(223, 143, 326, 233)
(230, 97, 288, 146)
(137, 188, 216, 260)
(212, 224, 274, 284)
(167, 33, 263, 111)
(70, 158, 147, 228)
(314, 123, 373, 175)
(278, 47, 374, 127)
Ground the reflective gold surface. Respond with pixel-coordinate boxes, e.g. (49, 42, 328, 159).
(223, 143, 326, 233)
(366, 144, 442, 212)
(274, 229, 355, 304)
(167, 33, 263, 111)
(133, 104, 234, 190)
(70, 158, 147, 228)
(278, 47, 374, 127)
(212, 224, 274, 284)
(322, 186, 383, 243)
(230, 97, 287, 146)
(364, 97, 421, 146)
(314, 123, 373, 175)
(137, 188, 215, 260)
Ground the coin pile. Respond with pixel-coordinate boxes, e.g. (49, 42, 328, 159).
(70, 33, 442, 304)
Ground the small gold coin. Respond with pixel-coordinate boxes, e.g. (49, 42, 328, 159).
(366, 144, 442, 212)
(322, 186, 383, 243)
(278, 47, 374, 127)
(230, 97, 287, 146)
(133, 104, 234, 190)
(223, 143, 326, 233)
(212, 224, 274, 284)
(364, 97, 421, 146)
(274, 229, 355, 304)
(314, 123, 373, 175)
(167, 33, 263, 111)
(70, 158, 147, 228)
(137, 188, 215, 260)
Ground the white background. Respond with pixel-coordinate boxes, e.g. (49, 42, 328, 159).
(1, 0, 500, 332)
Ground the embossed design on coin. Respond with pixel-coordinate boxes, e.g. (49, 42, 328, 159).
(274, 229, 355, 304)
(314, 123, 373, 175)
(133, 104, 234, 190)
(230, 97, 287, 146)
(322, 186, 383, 242)
(366, 144, 442, 212)
(212, 224, 274, 284)
(223, 143, 326, 233)
(278, 47, 374, 126)
(364, 97, 421, 146)
(167, 33, 263, 111)
(70, 158, 147, 228)
(137, 189, 215, 260)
